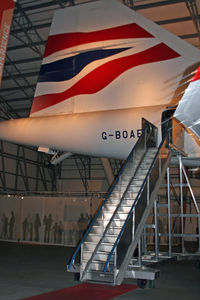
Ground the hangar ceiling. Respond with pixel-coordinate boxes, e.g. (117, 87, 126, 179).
(0, 0, 200, 193)
(1, 0, 200, 118)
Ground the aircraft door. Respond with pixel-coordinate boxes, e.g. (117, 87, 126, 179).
(161, 108, 175, 144)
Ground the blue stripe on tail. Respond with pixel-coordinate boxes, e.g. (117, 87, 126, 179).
(38, 47, 130, 83)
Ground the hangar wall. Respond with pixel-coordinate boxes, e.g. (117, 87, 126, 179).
(0, 194, 104, 246)
(0, 140, 122, 193)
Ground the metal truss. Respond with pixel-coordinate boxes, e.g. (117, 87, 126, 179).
(0, 95, 20, 119)
(123, 0, 134, 9)
(12, 1, 44, 57)
(0, 141, 57, 192)
(1, 1, 46, 117)
(110, 159, 124, 177)
(185, 0, 200, 42)
(4, 54, 35, 94)
(74, 155, 91, 193)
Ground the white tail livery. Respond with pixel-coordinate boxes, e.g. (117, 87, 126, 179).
(0, 0, 200, 160)
(174, 66, 200, 141)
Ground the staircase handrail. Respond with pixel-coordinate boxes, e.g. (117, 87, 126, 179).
(103, 135, 167, 272)
(79, 121, 158, 280)
(68, 118, 156, 270)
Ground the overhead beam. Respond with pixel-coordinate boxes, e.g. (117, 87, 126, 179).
(7, 107, 31, 114)
(180, 32, 200, 39)
(7, 41, 46, 52)
(0, 85, 36, 93)
(10, 22, 51, 35)
(184, 0, 200, 42)
(3, 71, 39, 81)
(13, 0, 184, 13)
(0, 97, 33, 103)
(157, 15, 200, 25)
(134, 0, 185, 10)
(14, 0, 72, 13)
(5, 57, 41, 66)
(10, 15, 197, 36)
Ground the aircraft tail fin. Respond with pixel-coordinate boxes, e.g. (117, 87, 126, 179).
(30, 0, 200, 118)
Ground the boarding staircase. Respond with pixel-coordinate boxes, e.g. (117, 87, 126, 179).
(68, 118, 173, 285)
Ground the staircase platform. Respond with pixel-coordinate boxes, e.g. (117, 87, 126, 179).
(125, 265, 160, 281)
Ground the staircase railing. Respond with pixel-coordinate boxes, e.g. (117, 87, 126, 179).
(104, 132, 172, 272)
(68, 118, 157, 270)
(105, 135, 172, 285)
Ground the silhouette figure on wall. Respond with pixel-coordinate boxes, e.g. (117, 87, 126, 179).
(52, 222, 58, 243)
(43, 215, 48, 242)
(85, 213, 90, 224)
(22, 217, 28, 240)
(68, 221, 74, 245)
(46, 214, 53, 243)
(1, 213, 8, 239)
(78, 213, 87, 239)
(34, 213, 41, 242)
(9, 211, 15, 240)
(29, 221, 33, 241)
(57, 221, 64, 244)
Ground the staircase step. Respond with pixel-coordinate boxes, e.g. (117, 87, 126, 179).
(93, 251, 114, 262)
(86, 234, 102, 243)
(84, 241, 114, 252)
(102, 234, 118, 244)
(107, 226, 121, 235)
(124, 191, 138, 197)
(90, 225, 104, 234)
(83, 249, 113, 261)
(82, 260, 114, 272)
(84, 270, 114, 283)
(104, 204, 131, 213)
(121, 174, 133, 181)
(127, 185, 141, 192)
(91, 224, 124, 235)
(131, 178, 144, 185)
(94, 218, 125, 228)
(136, 169, 147, 175)
(109, 198, 135, 206)
(103, 212, 128, 220)
(134, 174, 146, 180)
(86, 233, 118, 244)
(110, 219, 125, 227)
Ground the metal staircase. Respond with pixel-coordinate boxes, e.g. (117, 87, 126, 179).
(68, 118, 173, 285)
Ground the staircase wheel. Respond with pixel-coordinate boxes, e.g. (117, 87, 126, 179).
(137, 279, 147, 288)
(149, 280, 155, 288)
(74, 272, 80, 281)
(195, 261, 200, 269)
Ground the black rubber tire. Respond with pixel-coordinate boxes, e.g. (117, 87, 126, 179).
(74, 272, 80, 281)
(149, 280, 155, 288)
(137, 279, 147, 288)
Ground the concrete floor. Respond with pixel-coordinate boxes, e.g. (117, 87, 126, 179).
(0, 241, 200, 300)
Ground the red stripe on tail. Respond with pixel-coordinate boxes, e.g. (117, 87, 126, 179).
(31, 43, 180, 115)
(44, 23, 153, 58)
(191, 66, 200, 82)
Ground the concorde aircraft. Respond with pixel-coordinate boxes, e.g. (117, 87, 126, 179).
(0, 0, 200, 163)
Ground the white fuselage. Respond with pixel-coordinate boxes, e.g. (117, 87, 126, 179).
(0, 105, 164, 159)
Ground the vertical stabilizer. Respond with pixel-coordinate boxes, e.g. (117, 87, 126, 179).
(30, 0, 200, 118)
